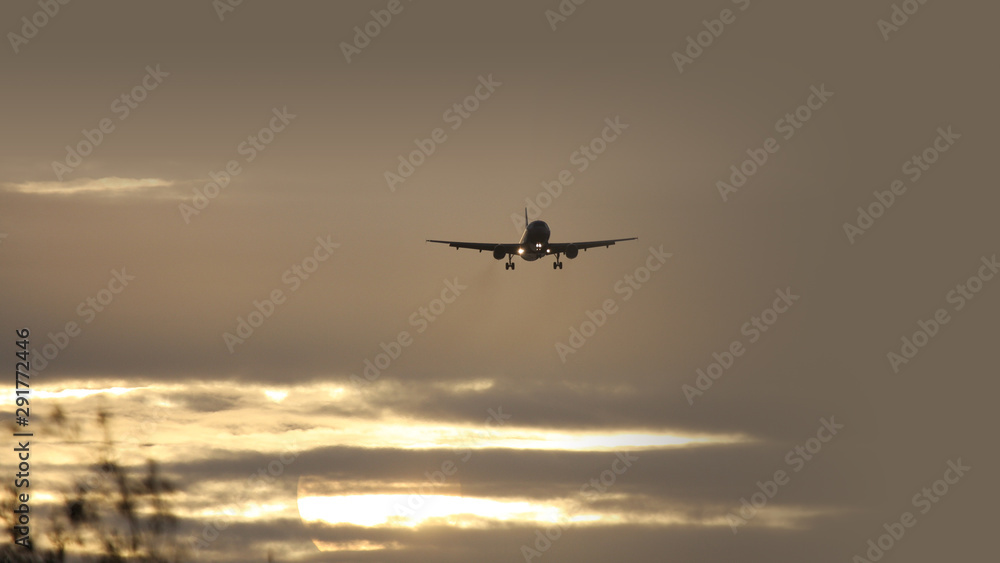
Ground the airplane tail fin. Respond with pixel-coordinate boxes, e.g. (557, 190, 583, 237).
(524, 207, 528, 227)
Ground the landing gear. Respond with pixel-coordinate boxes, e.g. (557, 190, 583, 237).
(505, 258, 515, 270)
(553, 254, 563, 269)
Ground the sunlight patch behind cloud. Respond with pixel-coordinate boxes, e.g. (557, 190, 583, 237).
(299, 494, 566, 528)
(263, 389, 289, 403)
(297, 491, 823, 533)
(313, 540, 400, 552)
(4, 378, 743, 464)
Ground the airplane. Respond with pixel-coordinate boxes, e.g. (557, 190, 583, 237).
(427, 209, 637, 270)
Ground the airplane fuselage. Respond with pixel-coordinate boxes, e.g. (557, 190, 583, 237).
(518, 220, 551, 261)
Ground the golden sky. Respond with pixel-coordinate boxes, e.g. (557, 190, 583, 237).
(1, 1, 997, 562)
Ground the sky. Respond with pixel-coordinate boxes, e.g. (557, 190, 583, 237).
(1, 1, 998, 561)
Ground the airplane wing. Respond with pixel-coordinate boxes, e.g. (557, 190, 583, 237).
(548, 238, 637, 253)
(425, 240, 520, 253)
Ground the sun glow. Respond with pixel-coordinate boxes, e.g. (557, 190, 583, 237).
(263, 389, 289, 402)
(298, 490, 824, 538)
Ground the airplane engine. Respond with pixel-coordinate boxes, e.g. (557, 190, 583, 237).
(565, 244, 579, 259)
(493, 245, 507, 260)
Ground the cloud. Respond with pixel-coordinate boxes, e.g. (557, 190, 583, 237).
(3, 176, 175, 196)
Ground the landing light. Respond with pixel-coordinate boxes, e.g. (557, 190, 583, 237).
(517, 248, 524, 255)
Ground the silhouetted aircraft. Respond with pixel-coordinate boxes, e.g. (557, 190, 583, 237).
(427, 209, 637, 270)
